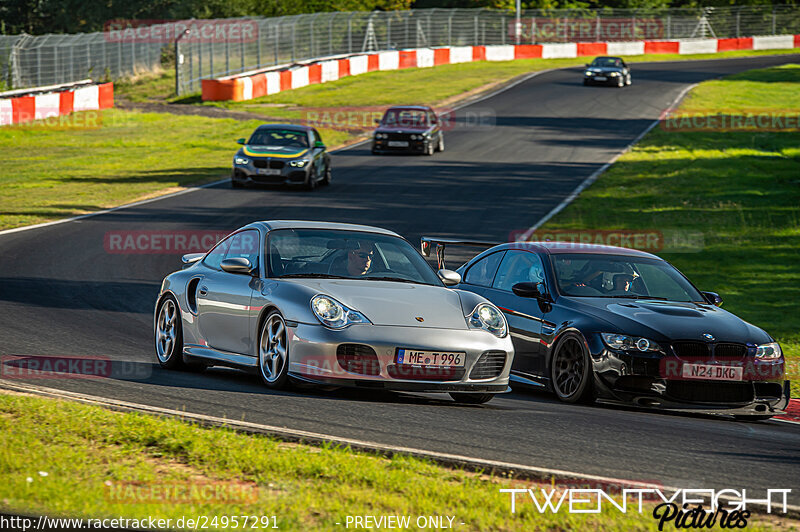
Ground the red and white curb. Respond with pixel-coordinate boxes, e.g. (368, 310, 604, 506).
(201, 34, 800, 101)
(0, 80, 114, 126)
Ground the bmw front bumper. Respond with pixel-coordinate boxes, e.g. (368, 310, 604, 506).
(232, 163, 309, 186)
(286, 322, 514, 393)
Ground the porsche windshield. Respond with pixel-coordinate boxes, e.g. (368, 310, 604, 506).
(248, 129, 308, 147)
(551, 254, 703, 302)
(267, 229, 441, 285)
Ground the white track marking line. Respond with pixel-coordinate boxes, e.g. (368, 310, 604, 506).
(2, 378, 799, 518)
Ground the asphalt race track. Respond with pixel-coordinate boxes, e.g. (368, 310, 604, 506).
(1, 55, 799, 499)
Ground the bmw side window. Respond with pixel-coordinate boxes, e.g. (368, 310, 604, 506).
(224, 230, 260, 271)
(464, 251, 505, 287)
(493, 251, 545, 292)
(203, 237, 231, 270)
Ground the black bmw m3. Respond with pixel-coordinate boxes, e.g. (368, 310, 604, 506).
(422, 238, 789, 420)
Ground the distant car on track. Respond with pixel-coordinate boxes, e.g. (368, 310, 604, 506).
(583, 57, 631, 87)
(231, 124, 331, 190)
(421, 237, 790, 420)
(372, 106, 444, 155)
(154, 221, 513, 404)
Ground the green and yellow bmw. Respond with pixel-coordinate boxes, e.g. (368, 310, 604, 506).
(232, 124, 331, 191)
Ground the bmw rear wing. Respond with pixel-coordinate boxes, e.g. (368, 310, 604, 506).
(420, 236, 498, 269)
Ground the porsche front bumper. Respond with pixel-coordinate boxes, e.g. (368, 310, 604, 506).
(286, 322, 514, 393)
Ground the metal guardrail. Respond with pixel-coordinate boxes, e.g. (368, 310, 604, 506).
(0, 5, 798, 94)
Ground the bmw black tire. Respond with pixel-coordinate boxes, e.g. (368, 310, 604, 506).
(321, 163, 331, 186)
(626, 74, 632, 86)
(583, 79, 589, 86)
(231, 179, 244, 188)
(305, 166, 317, 191)
(550, 332, 595, 404)
(437, 135, 445, 152)
(425, 141, 435, 156)
(617, 77, 625, 88)
(258, 310, 290, 389)
(449, 392, 494, 405)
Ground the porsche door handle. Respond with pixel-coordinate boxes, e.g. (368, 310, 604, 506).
(198, 286, 208, 296)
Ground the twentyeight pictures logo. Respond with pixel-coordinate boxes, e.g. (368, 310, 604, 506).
(501, 487, 792, 529)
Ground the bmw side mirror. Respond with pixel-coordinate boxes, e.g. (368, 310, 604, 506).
(314, 140, 326, 149)
(236, 138, 246, 145)
(702, 291, 723, 307)
(438, 269, 461, 286)
(374, 118, 381, 125)
(221, 257, 255, 275)
(512, 282, 543, 298)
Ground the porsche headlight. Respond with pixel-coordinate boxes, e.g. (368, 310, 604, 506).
(755, 342, 782, 360)
(311, 295, 370, 329)
(234, 156, 250, 165)
(290, 159, 309, 168)
(601, 333, 661, 352)
(467, 303, 507, 338)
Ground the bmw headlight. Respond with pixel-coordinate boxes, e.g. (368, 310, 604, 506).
(311, 295, 370, 329)
(467, 303, 507, 338)
(609, 72, 619, 76)
(755, 342, 782, 360)
(234, 156, 250, 165)
(584, 71, 592, 76)
(290, 159, 309, 168)
(376, 133, 386, 139)
(601, 333, 661, 352)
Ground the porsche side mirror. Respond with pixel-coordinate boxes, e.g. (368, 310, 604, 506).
(438, 269, 461, 286)
(236, 138, 246, 145)
(702, 291, 723, 307)
(221, 257, 255, 275)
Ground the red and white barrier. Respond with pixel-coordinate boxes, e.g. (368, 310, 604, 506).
(0, 81, 114, 126)
(201, 34, 800, 102)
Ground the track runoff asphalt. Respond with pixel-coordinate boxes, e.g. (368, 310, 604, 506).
(1, 55, 799, 504)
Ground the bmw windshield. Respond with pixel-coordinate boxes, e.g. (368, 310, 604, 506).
(551, 254, 704, 302)
(267, 229, 442, 285)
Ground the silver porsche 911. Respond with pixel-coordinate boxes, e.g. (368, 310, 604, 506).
(153, 221, 514, 404)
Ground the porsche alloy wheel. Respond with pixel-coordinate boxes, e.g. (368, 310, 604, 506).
(551, 333, 594, 404)
(155, 295, 182, 368)
(259, 311, 289, 388)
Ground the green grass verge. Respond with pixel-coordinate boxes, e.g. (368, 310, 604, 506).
(538, 64, 800, 397)
(0, 110, 350, 231)
(0, 393, 788, 531)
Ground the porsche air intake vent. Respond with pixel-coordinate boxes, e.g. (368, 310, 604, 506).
(336, 344, 380, 376)
(469, 351, 506, 380)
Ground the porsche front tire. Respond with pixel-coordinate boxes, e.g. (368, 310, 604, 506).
(258, 310, 290, 389)
(155, 295, 184, 369)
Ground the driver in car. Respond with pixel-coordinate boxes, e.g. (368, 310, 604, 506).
(330, 241, 375, 277)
